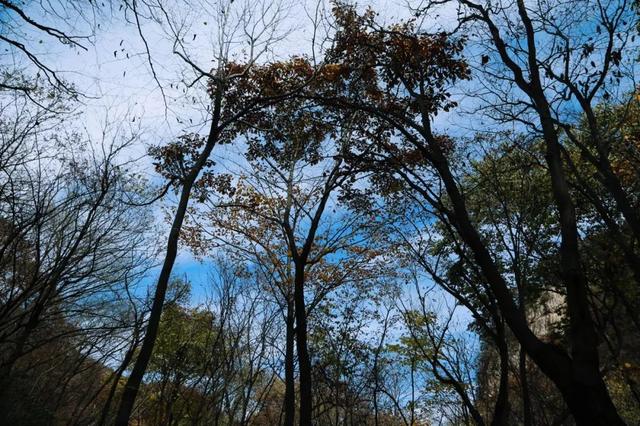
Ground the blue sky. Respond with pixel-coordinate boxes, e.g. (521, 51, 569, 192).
(0, 0, 484, 342)
(11, 0, 632, 399)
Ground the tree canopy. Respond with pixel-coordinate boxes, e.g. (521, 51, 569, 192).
(1, 0, 639, 425)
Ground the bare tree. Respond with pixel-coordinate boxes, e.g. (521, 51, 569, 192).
(0, 85, 155, 423)
(113, 1, 310, 422)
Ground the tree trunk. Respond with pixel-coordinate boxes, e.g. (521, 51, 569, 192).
(491, 326, 510, 426)
(421, 118, 624, 425)
(538, 111, 624, 426)
(519, 346, 533, 426)
(114, 179, 196, 426)
(114, 106, 221, 425)
(293, 262, 313, 426)
(558, 377, 625, 425)
(511, 1, 623, 419)
(98, 337, 138, 426)
(284, 297, 296, 426)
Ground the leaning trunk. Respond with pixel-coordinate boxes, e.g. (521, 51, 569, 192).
(114, 94, 222, 425)
(98, 337, 137, 426)
(419, 115, 624, 424)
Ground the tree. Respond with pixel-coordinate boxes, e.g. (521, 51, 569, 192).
(0, 0, 104, 94)
(308, 3, 626, 423)
(130, 271, 279, 426)
(114, 1, 311, 420)
(0, 80, 153, 424)
(181, 83, 396, 423)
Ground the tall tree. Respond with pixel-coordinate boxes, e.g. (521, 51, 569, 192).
(310, 4, 625, 423)
(112, 1, 312, 421)
(183, 88, 392, 424)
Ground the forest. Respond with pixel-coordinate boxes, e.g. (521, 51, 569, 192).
(0, 0, 639, 424)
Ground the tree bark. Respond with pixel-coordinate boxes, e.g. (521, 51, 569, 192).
(519, 346, 533, 426)
(293, 262, 312, 426)
(114, 95, 222, 425)
(491, 323, 510, 426)
(98, 337, 138, 426)
(424, 126, 623, 424)
(284, 296, 296, 426)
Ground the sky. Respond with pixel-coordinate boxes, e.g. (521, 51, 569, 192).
(11, 0, 633, 303)
(3, 2, 639, 420)
(0, 3, 520, 418)
(0, 4, 488, 361)
(1, 0, 430, 270)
